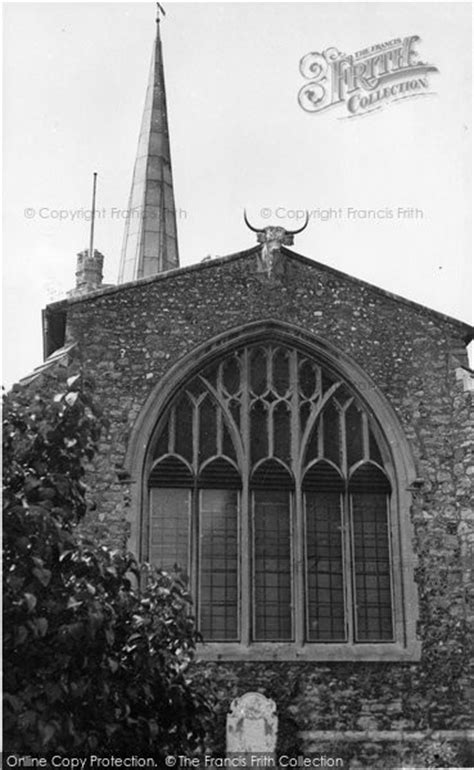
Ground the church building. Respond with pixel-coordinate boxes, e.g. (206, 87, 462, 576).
(26, 13, 473, 766)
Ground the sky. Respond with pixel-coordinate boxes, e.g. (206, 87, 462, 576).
(2, 2, 472, 387)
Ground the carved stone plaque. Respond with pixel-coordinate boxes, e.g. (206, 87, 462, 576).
(226, 692, 277, 756)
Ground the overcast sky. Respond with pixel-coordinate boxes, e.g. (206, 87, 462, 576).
(2, 2, 472, 387)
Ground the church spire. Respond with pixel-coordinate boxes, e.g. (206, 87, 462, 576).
(118, 9, 179, 283)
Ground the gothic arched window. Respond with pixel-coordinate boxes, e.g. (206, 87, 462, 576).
(145, 342, 408, 656)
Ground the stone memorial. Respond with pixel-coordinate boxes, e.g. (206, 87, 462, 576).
(226, 692, 277, 760)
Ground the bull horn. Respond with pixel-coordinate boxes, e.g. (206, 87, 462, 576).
(243, 209, 262, 233)
(287, 211, 309, 235)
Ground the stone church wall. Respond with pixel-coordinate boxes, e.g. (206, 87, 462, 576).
(45, 251, 472, 764)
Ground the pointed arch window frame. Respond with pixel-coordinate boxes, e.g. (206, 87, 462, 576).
(124, 321, 421, 662)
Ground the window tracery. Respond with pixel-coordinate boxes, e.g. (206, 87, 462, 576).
(147, 343, 395, 647)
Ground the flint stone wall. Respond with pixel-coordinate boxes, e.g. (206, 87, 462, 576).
(43, 249, 473, 765)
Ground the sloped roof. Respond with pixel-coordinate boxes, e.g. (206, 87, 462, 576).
(19, 343, 77, 386)
(46, 245, 472, 338)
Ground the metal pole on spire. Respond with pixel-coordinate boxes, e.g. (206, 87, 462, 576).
(156, 3, 166, 22)
(89, 172, 98, 260)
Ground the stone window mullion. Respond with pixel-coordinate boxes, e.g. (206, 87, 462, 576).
(240, 347, 251, 647)
(290, 348, 305, 646)
(145, 339, 406, 658)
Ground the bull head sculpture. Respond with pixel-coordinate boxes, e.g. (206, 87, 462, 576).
(244, 210, 309, 276)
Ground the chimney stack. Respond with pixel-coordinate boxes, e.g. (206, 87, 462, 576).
(68, 249, 105, 297)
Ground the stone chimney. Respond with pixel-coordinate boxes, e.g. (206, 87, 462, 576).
(68, 249, 105, 297)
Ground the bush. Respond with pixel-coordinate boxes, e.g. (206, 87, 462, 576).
(3, 373, 212, 756)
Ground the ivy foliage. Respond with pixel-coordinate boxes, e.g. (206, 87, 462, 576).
(3, 373, 212, 756)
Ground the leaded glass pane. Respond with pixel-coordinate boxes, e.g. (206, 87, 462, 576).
(153, 416, 170, 458)
(199, 396, 217, 463)
(149, 456, 193, 487)
(323, 402, 340, 466)
(201, 364, 217, 389)
(251, 459, 293, 489)
(300, 401, 311, 436)
(253, 490, 292, 641)
(299, 359, 317, 399)
(352, 493, 393, 641)
(222, 423, 237, 462)
(174, 395, 193, 463)
(223, 356, 241, 395)
(273, 348, 290, 396)
(250, 401, 268, 465)
(273, 402, 291, 463)
(305, 492, 345, 641)
(322, 370, 336, 393)
(229, 398, 241, 431)
(199, 489, 239, 641)
(369, 428, 384, 465)
(346, 403, 363, 467)
(305, 419, 320, 464)
(250, 348, 267, 395)
(149, 488, 190, 573)
(335, 384, 352, 408)
(186, 377, 204, 399)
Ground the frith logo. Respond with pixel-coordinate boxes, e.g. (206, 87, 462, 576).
(298, 36, 438, 117)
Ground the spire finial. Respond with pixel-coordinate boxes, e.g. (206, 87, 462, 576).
(156, 3, 165, 22)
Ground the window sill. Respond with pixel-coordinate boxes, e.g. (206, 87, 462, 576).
(195, 641, 421, 662)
